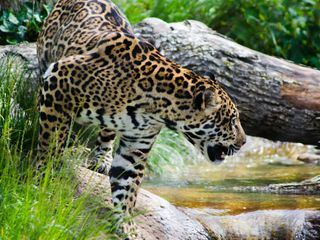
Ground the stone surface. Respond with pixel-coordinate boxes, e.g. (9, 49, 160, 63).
(298, 153, 320, 164)
(183, 208, 320, 240)
(0, 42, 39, 86)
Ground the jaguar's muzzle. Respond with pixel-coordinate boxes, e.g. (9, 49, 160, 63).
(207, 144, 240, 163)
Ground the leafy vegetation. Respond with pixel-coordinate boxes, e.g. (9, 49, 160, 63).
(0, 58, 118, 239)
(210, 0, 320, 69)
(0, 1, 52, 44)
(114, 0, 218, 25)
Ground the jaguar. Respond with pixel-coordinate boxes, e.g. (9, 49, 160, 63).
(37, 0, 246, 238)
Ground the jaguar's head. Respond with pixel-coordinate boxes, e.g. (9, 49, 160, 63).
(180, 75, 246, 163)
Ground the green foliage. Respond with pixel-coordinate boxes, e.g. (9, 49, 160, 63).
(0, 59, 118, 239)
(210, 0, 320, 69)
(0, 1, 52, 44)
(113, 0, 153, 24)
(150, 0, 217, 24)
(114, 0, 218, 24)
(0, 164, 117, 239)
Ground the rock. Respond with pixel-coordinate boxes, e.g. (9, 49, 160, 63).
(0, 43, 38, 70)
(183, 208, 320, 240)
(298, 153, 320, 164)
(0, 43, 39, 86)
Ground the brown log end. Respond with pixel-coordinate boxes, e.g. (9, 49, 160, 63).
(281, 83, 320, 111)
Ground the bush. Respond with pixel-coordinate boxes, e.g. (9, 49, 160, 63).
(114, 0, 218, 25)
(210, 0, 320, 69)
(0, 1, 52, 44)
(148, 129, 199, 176)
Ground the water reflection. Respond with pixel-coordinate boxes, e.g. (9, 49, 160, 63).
(143, 186, 320, 215)
(143, 136, 320, 214)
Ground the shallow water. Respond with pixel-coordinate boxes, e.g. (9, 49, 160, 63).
(143, 137, 320, 215)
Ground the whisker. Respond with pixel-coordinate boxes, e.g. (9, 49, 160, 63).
(231, 144, 240, 150)
(227, 148, 231, 155)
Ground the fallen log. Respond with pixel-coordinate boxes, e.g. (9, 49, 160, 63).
(0, 18, 319, 145)
(76, 166, 320, 240)
(134, 18, 320, 145)
(232, 175, 320, 195)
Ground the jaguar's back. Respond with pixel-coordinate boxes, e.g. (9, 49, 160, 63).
(37, 0, 133, 73)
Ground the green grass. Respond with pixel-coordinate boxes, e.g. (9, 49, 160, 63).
(0, 57, 118, 240)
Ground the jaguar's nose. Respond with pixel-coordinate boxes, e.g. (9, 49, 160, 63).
(236, 121, 246, 147)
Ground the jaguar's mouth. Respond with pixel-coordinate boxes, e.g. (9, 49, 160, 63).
(207, 144, 238, 163)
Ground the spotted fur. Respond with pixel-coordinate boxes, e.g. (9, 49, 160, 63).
(37, 0, 246, 238)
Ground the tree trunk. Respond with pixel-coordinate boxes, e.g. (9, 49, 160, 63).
(134, 18, 320, 145)
(1, 18, 320, 145)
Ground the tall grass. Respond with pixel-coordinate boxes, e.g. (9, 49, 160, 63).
(0, 57, 118, 239)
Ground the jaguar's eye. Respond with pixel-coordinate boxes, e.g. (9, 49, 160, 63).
(231, 117, 239, 130)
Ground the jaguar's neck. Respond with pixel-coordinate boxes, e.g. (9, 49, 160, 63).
(138, 58, 206, 126)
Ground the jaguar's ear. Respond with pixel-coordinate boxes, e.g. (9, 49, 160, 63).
(203, 71, 215, 82)
(193, 89, 221, 114)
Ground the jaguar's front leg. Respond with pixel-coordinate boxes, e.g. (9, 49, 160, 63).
(84, 127, 115, 175)
(109, 133, 158, 239)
